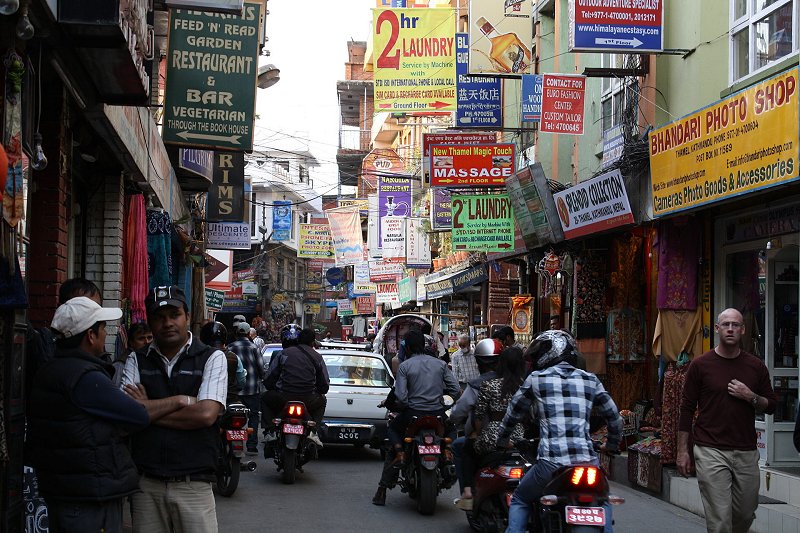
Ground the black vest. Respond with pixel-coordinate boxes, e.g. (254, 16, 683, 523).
(130, 339, 219, 476)
(28, 348, 140, 501)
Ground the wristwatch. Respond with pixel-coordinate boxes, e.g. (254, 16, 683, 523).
(751, 395, 759, 407)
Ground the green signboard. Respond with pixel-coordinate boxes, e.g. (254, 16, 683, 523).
(205, 288, 225, 311)
(451, 194, 515, 251)
(398, 276, 416, 304)
(163, 3, 261, 150)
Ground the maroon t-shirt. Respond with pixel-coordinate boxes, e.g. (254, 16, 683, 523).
(679, 349, 777, 450)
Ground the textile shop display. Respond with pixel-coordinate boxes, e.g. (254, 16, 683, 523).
(609, 233, 643, 309)
(660, 360, 690, 465)
(146, 210, 173, 289)
(3, 52, 24, 227)
(656, 217, 700, 310)
(575, 253, 608, 338)
(606, 308, 645, 362)
(627, 437, 662, 492)
(652, 308, 703, 362)
(605, 363, 645, 412)
(124, 195, 149, 323)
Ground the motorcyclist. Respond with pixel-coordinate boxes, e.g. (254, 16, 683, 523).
(496, 329, 623, 533)
(261, 324, 329, 449)
(200, 321, 246, 405)
(372, 329, 461, 506)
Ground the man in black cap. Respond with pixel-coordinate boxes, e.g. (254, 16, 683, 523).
(121, 285, 228, 533)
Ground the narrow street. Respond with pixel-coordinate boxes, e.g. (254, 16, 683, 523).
(215, 444, 708, 532)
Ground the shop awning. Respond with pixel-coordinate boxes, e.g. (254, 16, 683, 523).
(424, 264, 487, 299)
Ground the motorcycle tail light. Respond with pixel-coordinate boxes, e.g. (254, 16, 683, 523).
(571, 467, 585, 486)
(247, 428, 254, 434)
(578, 494, 594, 503)
(272, 418, 282, 425)
(586, 467, 598, 486)
(230, 416, 247, 429)
(509, 467, 523, 479)
(423, 434, 434, 445)
(497, 466, 524, 479)
(443, 437, 452, 444)
(539, 495, 558, 506)
(288, 404, 304, 417)
(404, 437, 413, 443)
(608, 494, 625, 505)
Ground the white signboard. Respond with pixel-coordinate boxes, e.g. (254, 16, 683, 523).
(368, 194, 382, 258)
(353, 261, 377, 294)
(381, 216, 406, 263)
(206, 222, 251, 249)
(406, 218, 431, 269)
(416, 274, 427, 302)
(552, 169, 634, 240)
(369, 260, 404, 283)
(375, 282, 400, 304)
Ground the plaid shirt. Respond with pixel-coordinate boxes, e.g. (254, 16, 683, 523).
(451, 348, 480, 384)
(497, 362, 622, 465)
(228, 338, 265, 396)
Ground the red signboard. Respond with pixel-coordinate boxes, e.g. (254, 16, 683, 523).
(422, 131, 498, 157)
(540, 75, 586, 135)
(355, 295, 376, 315)
(429, 143, 515, 187)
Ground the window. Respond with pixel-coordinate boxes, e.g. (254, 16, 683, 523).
(731, 0, 796, 81)
(275, 160, 290, 172)
(600, 54, 639, 134)
(299, 165, 309, 183)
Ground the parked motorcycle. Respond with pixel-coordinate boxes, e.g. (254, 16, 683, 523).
(396, 414, 457, 515)
(464, 448, 529, 532)
(266, 400, 319, 484)
(216, 403, 257, 497)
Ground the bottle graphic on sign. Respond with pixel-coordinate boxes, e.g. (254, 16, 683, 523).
(475, 16, 531, 74)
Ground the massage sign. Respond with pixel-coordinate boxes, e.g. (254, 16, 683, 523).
(451, 194, 515, 251)
(649, 68, 799, 217)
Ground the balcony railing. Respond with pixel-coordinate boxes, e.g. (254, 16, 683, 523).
(338, 128, 371, 152)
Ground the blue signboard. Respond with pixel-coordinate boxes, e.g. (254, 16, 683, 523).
(569, 1, 664, 53)
(601, 125, 625, 169)
(272, 200, 292, 241)
(455, 33, 502, 128)
(521, 74, 543, 122)
(179, 148, 214, 180)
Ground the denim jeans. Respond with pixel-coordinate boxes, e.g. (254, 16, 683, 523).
(452, 436, 466, 492)
(44, 497, 124, 533)
(505, 458, 613, 533)
(238, 394, 261, 451)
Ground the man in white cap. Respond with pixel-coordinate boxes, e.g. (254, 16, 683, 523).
(27, 297, 192, 533)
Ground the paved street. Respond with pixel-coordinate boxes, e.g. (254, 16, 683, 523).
(215, 444, 708, 532)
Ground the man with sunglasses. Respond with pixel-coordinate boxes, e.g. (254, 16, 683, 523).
(678, 308, 777, 533)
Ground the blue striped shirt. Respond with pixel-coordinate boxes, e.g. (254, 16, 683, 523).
(228, 338, 265, 396)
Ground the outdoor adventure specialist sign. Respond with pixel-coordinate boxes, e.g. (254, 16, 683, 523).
(163, 2, 262, 150)
(451, 194, 514, 251)
(569, 0, 664, 53)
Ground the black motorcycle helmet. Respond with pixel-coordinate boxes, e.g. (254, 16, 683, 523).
(526, 329, 580, 370)
(280, 324, 302, 349)
(200, 321, 227, 348)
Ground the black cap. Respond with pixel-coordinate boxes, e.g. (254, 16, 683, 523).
(146, 285, 188, 313)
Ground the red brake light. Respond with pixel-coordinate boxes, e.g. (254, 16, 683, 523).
(288, 404, 304, 417)
(577, 494, 594, 503)
(571, 467, 585, 486)
(509, 468, 523, 479)
(230, 416, 247, 429)
(586, 467, 598, 486)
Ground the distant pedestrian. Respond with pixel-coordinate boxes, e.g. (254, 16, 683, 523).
(229, 322, 266, 455)
(112, 322, 152, 389)
(451, 334, 480, 390)
(250, 327, 265, 352)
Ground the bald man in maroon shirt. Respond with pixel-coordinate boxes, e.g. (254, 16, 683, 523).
(677, 308, 777, 533)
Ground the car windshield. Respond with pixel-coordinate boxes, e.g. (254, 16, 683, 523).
(322, 354, 391, 387)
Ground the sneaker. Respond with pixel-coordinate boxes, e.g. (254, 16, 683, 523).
(307, 432, 323, 448)
(265, 430, 277, 443)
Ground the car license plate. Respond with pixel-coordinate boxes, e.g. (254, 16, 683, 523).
(283, 423, 304, 435)
(337, 427, 365, 440)
(418, 445, 440, 454)
(565, 506, 605, 526)
(226, 430, 247, 441)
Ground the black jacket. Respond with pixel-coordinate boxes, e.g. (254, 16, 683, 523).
(28, 348, 141, 501)
(264, 344, 329, 395)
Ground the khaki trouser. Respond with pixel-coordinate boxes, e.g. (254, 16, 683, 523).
(131, 476, 218, 533)
(694, 444, 760, 533)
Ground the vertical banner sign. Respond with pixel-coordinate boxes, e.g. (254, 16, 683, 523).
(406, 217, 432, 268)
(602, 125, 625, 169)
(521, 74, 543, 122)
(468, 0, 532, 76)
(208, 152, 245, 221)
(298, 224, 335, 259)
(540, 74, 587, 135)
(326, 207, 365, 266)
(430, 143, 515, 186)
(552, 169, 635, 239)
(451, 194, 515, 251)
(378, 175, 412, 243)
(569, 0, 664, 53)
(649, 68, 799, 217)
(455, 32, 502, 127)
(381, 216, 407, 263)
(431, 188, 452, 230)
(367, 194, 382, 259)
(306, 259, 323, 290)
(372, 8, 457, 112)
(163, 3, 261, 150)
(272, 200, 292, 241)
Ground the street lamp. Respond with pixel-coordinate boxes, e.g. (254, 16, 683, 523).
(257, 64, 280, 89)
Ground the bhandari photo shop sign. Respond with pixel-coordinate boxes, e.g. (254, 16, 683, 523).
(163, 2, 262, 150)
(451, 194, 515, 251)
(649, 68, 799, 217)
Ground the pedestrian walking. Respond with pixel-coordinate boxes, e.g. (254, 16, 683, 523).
(677, 307, 777, 533)
(229, 321, 266, 455)
(450, 334, 480, 390)
(122, 285, 228, 533)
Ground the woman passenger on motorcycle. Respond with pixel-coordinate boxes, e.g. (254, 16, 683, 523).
(456, 346, 527, 510)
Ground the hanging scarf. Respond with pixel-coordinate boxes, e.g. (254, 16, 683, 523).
(125, 195, 149, 322)
(3, 52, 25, 227)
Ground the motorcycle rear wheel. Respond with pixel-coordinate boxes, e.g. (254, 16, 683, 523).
(416, 468, 438, 515)
(281, 448, 297, 484)
(216, 453, 240, 497)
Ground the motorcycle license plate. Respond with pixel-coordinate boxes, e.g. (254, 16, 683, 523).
(417, 444, 440, 454)
(565, 506, 605, 526)
(283, 423, 304, 435)
(225, 430, 247, 441)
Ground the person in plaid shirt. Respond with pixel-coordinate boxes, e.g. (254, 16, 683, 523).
(497, 330, 623, 533)
(228, 322, 266, 455)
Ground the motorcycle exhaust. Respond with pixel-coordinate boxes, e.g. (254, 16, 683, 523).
(242, 461, 258, 472)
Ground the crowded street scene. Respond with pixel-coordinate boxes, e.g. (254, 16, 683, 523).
(1, 0, 800, 532)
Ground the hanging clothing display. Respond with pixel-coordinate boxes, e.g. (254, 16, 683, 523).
(124, 195, 149, 323)
(652, 308, 704, 362)
(575, 253, 608, 338)
(606, 308, 645, 362)
(352, 316, 367, 338)
(660, 360, 691, 465)
(605, 363, 645, 412)
(146, 209, 173, 289)
(656, 217, 700, 310)
(609, 233, 643, 309)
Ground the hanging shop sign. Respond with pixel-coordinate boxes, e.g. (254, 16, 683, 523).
(372, 8, 457, 112)
(369, 260, 404, 282)
(165, 1, 244, 13)
(601, 125, 625, 169)
(378, 175, 412, 244)
(451, 194, 515, 251)
(326, 207, 365, 266)
(511, 295, 533, 335)
(452, 264, 488, 293)
(381, 216, 407, 263)
(304, 301, 321, 315)
(540, 74, 587, 135)
(376, 282, 400, 304)
(430, 143, 515, 187)
(338, 198, 370, 216)
(468, 0, 532, 76)
(649, 68, 799, 218)
(206, 221, 251, 249)
(505, 163, 564, 249)
(298, 224, 335, 259)
(163, 2, 261, 150)
(423, 131, 497, 179)
(337, 299, 354, 317)
(306, 259, 323, 291)
(553, 169, 635, 239)
(205, 288, 225, 312)
(521, 74, 543, 122)
(272, 200, 292, 241)
(204, 249, 233, 291)
(222, 268, 259, 313)
(355, 294, 376, 315)
(208, 152, 245, 221)
(179, 148, 214, 180)
(416, 275, 427, 302)
(406, 217, 432, 269)
(354, 262, 377, 294)
(398, 276, 417, 304)
(568, 0, 664, 53)
(360, 148, 406, 199)
(431, 188, 452, 230)
(425, 275, 454, 299)
(455, 32, 502, 127)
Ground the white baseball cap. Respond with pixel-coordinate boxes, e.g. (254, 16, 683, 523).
(51, 297, 123, 338)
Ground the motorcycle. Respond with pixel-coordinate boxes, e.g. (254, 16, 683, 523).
(465, 448, 530, 532)
(396, 414, 458, 515)
(216, 403, 257, 497)
(266, 400, 319, 484)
